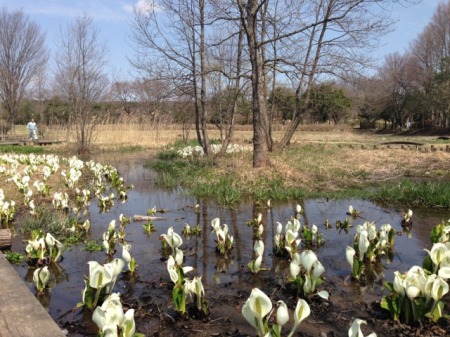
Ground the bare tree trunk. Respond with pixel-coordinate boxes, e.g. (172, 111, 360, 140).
(239, 0, 270, 168)
(260, 0, 273, 151)
(199, 0, 210, 155)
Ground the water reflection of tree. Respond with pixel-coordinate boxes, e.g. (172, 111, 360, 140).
(213, 257, 234, 284)
(198, 202, 244, 285)
(200, 200, 209, 284)
(230, 208, 241, 260)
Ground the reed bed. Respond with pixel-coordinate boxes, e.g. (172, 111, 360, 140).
(89, 122, 446, 150)
(11, 122, 443, 150)
(78, 123, 375, 148)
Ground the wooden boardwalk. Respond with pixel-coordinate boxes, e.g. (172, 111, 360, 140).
(0, 139, 62, 146)
(0, 252, 66, 337)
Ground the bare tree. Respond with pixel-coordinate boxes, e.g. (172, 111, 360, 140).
(206, 18, 247, 154)
(410, 0, 450, 128)
(131, 0, 415, 167)
(130, 0, 211, 152)
(134, 78, 172, 123)
(54, 14, 109, 153)
(233, 0, 401, 167)
(378, 52, 421, 129)
(0, 7, 47, 131)
(347, 75, 386, 128)
(111, 80, 136, 117)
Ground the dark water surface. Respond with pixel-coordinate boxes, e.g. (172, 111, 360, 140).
(10, 152, 449, 334)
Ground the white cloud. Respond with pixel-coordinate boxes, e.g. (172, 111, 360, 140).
(123, 0, 161, 15)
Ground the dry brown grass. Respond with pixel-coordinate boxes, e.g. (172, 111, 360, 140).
(17, 121, 444, 149)
(56, 123, 366, 148)
(212, 140, 450, 193)
(85, 123, 449, 193)
(90, 123, 182, 149)
(89, 122, 446, 149)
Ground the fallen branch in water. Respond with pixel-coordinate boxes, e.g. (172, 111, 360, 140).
(133, 215, 167, 221)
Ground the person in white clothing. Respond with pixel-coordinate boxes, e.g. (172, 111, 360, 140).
(27, 118, 38, 141)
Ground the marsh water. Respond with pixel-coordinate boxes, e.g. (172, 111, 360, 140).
(10, 151, 449, 336)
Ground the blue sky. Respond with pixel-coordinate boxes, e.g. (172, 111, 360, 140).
(0, 0, 442, 81)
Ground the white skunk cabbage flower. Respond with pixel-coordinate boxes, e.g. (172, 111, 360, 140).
(358, 230, 370, 261)
(348, 318, 377, 337)
(33, 266, 50, 292)
(346, 246, 355, 270)
(254, 240, 264, 257)
(276, 300, 289, 327)
(242, 288, 272, 334)
(300, 250, 318, 274)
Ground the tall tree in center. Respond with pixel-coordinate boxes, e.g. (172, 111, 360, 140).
(238, 0, 271, 167)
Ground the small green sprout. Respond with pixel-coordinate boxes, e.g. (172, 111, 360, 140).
(142, 221, 156, 235)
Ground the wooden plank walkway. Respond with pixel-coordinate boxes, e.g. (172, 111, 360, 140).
(0, 139, 63, 146)
(0, 252, 66, 337)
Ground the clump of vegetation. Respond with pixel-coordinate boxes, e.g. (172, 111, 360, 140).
(346, 221, 396, 282)
(5, 251, 27, 264)
(25, 230, 65, 265)
(20, 206, 74, 236)
(77, 258, 125, 310)
(181, 223, 201, 237)
(242, 288, 311, 337)
(142, 221, 156, 235)
(381, 265, 448, 324)
(381, 220, 449, 324)
(83, 239, 103, 252)
(289, 250, 329, 299)
(161, 226, 209, 316)
(92, 293, 144, 337)
(210, 218, 234, 257)
(33, 266, 50, 293)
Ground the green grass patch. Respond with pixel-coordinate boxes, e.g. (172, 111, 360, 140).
(193, 176, 242, 206)
(117, 145, 145, 153)
(20, 206, 79, 239)
(155, 149, 180, 161)
(83, 239, 103, 252)
(172, 138, 200, 149)
(0, 145, 45, 154)
(20, 207, 90, 246)
(371, 180, 450, 208)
